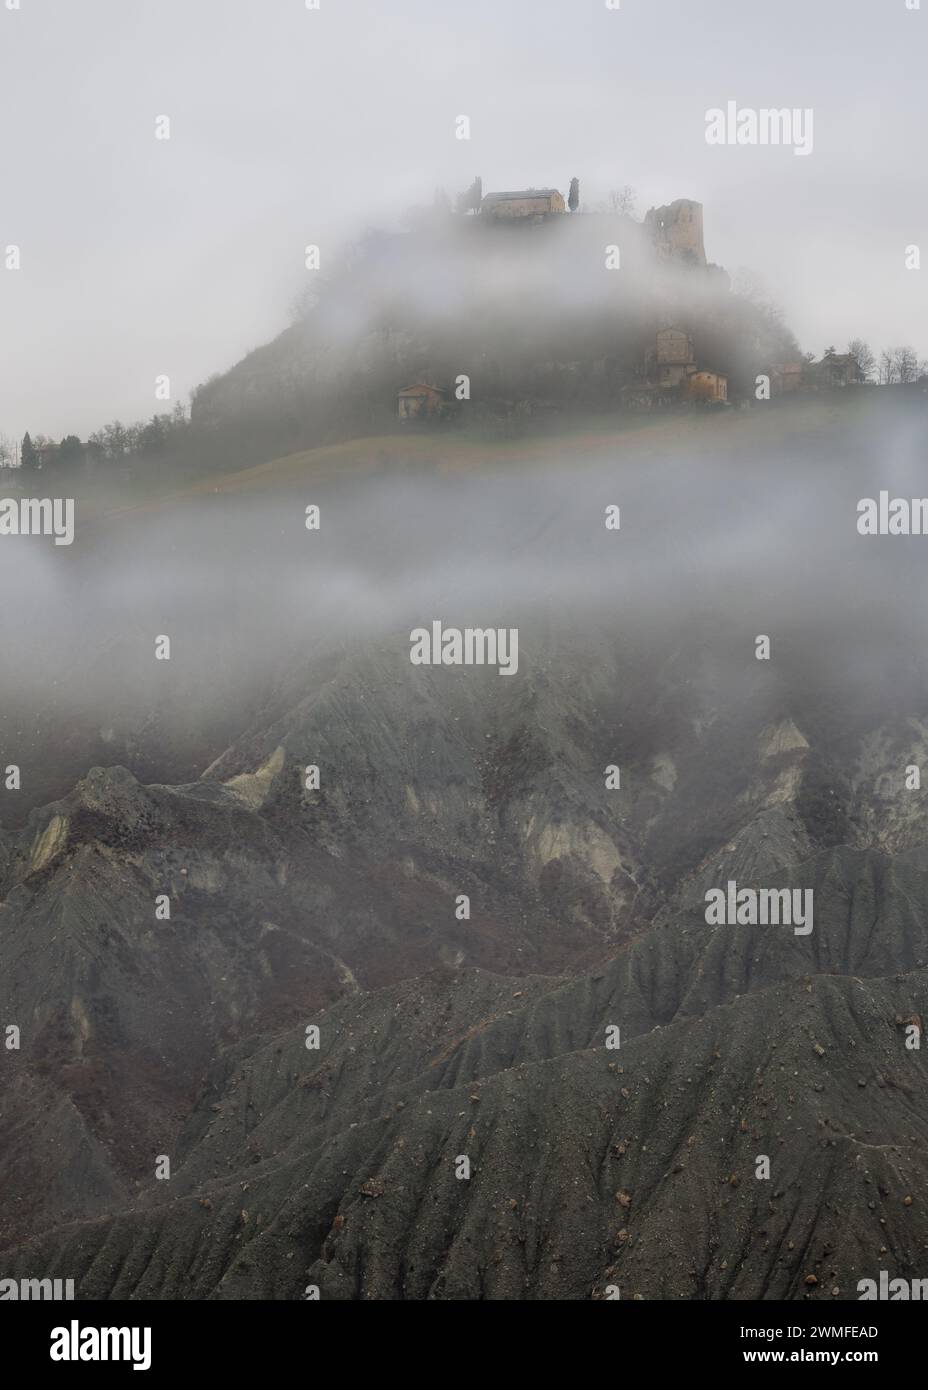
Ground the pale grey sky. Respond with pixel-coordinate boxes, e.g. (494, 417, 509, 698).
(1, 0, 925, 440)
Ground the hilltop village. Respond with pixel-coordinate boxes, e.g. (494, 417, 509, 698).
(5, 179, 923, 480)
(393, 181, 896, 423)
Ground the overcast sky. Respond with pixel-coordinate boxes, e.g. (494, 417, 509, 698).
(0, 0, 925, 441)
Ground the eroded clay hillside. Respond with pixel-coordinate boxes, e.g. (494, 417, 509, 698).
(3, 402, 928, 1295)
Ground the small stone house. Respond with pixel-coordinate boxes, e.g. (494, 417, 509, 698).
(771, 363, 804, 395)
(686, 370, 728, 403)
(813, 353, 860, 387)
(397, 384, 444, 420)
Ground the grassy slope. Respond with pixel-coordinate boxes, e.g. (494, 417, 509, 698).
(83, 395, 861, 532)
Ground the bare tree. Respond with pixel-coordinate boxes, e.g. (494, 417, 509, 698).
(609, 185, 638, 217)
(892, 345, 918, 384)
(879, 349, 897, 385)
(847, 339, 875, 382)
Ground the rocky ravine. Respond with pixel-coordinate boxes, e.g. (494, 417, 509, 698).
(2, 628, 928, 1297)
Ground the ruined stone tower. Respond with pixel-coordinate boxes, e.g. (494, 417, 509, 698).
(644, 199, 707, 266)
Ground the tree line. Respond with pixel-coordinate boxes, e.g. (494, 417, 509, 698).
(0, 403, 189, 472)
(845, 339, 925, 384)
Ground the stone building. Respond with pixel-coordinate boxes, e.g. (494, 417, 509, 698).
(397, 383, 444, 420)
(481, 189, 566, 220)
(655, 327, 697, 387)
(771, 363, 804, 395)
(634, 328, 728, 405)
(685, 370, 728, 403)
(812, 352, 861, 387)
